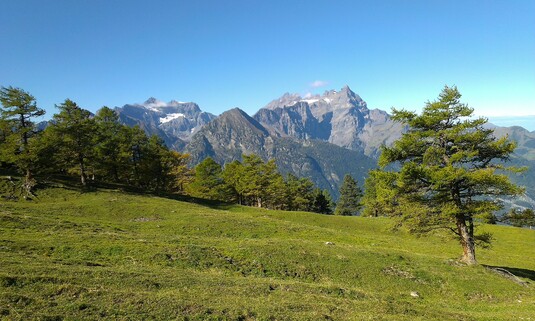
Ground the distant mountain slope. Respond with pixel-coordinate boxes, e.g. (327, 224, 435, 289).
(114, 98, 216, 150)
(185, 108, 376, 198)
(483, 124, 535, 208)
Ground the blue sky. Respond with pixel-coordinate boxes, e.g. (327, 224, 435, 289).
(1, 0, 534, 130)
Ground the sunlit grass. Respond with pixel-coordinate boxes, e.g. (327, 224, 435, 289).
(1, 187, 534, 320)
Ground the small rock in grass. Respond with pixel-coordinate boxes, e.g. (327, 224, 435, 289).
(410, 291, 420, 298)
(325, 242, 335, 246)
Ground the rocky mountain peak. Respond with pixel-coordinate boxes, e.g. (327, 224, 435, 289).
(144, 97, 159, 104)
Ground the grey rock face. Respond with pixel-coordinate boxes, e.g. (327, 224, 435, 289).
(114, 97, 216, 150)
(254, 86, 404, 158)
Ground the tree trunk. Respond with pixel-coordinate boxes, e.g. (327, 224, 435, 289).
(22, 168, 35, 198)
(456, 214, 477, 265)
(79, 158, 87, 186)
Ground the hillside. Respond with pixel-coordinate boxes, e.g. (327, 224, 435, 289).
(1, 187, 534, 320)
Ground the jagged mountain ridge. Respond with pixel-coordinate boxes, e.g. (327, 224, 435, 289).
(255, 86, 404, 157)
(114, 97, 216, 150)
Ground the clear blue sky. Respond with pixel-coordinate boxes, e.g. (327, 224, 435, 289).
(1, 0, 534, 129)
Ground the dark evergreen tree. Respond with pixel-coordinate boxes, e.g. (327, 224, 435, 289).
(379, 86, 523, 265)
(240, 154, 267, 207)
(311, 188, 335, 214)
(334, 174, 362, 215)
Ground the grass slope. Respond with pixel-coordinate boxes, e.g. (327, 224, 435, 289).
(1, 187, 534, 320)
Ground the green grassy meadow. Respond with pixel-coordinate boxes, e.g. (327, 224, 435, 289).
(1, 186, 534, 320)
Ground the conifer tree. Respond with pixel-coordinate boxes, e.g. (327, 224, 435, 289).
(49, 99, 95, 186)
(379, 86, 523, 265)
(335, 174, 362, 215)
(311, 188, 335, 214)
(221, 160, 244, 204)
(93, 106, 130, 182)
(361, 170, 399, 217)
(285, 174, 315, 211)
(0, 87, 45, 196)
(188, 157, 229, 201)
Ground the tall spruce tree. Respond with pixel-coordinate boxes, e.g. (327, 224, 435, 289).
(334, 174, 362, 215)
(0, 87, 45, 196)
(379, 86, 523, 265)
(311, 188, 335, 214)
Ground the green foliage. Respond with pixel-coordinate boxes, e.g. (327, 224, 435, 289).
(362, 170, 400, 217)
(285, 173, 316, 211)
(48, 99, 96, 185)
(378, 86, 523, 264)
(0, 86, 45, 196)
(502, 208, 535, 227)
(93, 107, 132, 182)
(187, 157, 231, 201)
(219, 155, 333, 213)
(311, 188, 335, 214)
(335, 174, 362, 215)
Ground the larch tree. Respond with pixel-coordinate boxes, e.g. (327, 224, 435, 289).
(93, 106, 130, 182)
(379, 86, 523, 265)
(50, 99, 95, 186)
(0, 86, 45, 196)
(188, 157, 229, 201)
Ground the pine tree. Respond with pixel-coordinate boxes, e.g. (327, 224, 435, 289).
(240, 154, 267, 207)
(379, 86, 523, 265)
(168, 151, 193, 194)
(0, 87, 45, 196)
(335, 174, 362, 215)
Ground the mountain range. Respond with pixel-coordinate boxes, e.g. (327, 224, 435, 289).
(114, 86, 535, 204)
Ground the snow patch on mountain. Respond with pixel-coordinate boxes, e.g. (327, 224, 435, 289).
(301, 99, 319, 105)
(160, 113, 185, 123)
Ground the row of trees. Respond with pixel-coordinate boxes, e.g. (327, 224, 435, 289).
(186, 155, 364, 215)
(0, 86, 189, 197)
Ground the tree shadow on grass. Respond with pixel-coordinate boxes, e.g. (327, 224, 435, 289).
(483, 265, 535, 283)
(34, 175, 235, 210)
